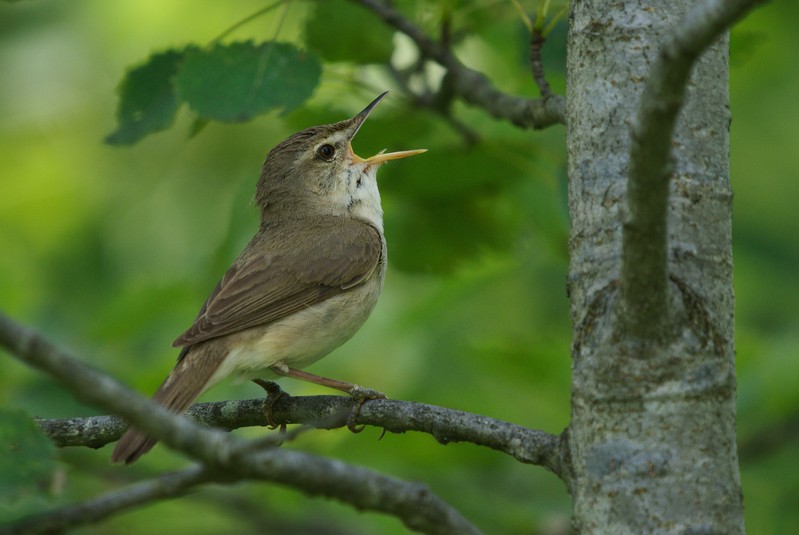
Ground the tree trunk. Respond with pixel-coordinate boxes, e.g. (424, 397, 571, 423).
(564, 0, 744, 532)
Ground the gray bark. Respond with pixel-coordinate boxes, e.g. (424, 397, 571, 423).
(565, 0, 744, 533)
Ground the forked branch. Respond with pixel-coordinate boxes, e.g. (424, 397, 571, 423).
(619, 0, 767, 339)
(353, 0, 565, 129)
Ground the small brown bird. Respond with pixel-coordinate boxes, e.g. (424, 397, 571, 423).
(112, 92, 424, 463)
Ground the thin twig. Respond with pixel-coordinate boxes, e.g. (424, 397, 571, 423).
(1, 440, 486, 535)
(239, 448, 484, 535)
(0, 466, 214, 535)
(353, 0, 564, 129)
(530, 29, 552, 98)
(530, 0, 553, 97)
(514, 0, 554, 98)
(210, 0, 286, 44)
(37, 395, 563, 477)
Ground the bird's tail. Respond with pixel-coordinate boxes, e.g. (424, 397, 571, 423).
(111, 343, 225, 464)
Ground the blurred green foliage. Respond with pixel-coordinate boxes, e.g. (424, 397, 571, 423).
(0, 408, 58, 504)
(306, 0, 395, 63)
(0, 1, 796, 534)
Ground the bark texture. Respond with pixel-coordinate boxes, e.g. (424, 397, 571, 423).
(565, 0, 743, 532)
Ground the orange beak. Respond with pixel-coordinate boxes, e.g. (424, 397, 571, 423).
(348, 92, 426, 166)
(350, 147, 427, 166)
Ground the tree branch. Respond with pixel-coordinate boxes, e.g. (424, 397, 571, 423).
(36, 395, 563, 477)
(0, 312, 236, 463)
(2, 447, 485, 535)
(530, 29, 552, 98)
(352, 0, 564, 129)
(0, 310, 566, 533)
(0, 311, 485, 535)
(237, 447, 483, 535)
(618, 0, 766, 340)
(0, 466, 213, 535)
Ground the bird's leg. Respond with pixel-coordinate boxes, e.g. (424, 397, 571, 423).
(269, 365, 386, 432)
(252, 378, 287, 431)
(274, 367, 386, 398)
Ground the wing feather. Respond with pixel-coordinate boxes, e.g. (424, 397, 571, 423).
(173, 218, 382, 347)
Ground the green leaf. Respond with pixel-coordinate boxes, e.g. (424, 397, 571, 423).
(305, 0, 395, 64)
(105, 49, 186, 146)
(175, 41, 321, 122)
(0, 408, 58, 504)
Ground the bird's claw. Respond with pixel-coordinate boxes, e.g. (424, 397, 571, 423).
(254, 379, 288, 430)
(346, 386, 386, 433)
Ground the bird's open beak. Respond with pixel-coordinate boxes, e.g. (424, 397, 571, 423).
(348, 91, 426, 166)
(351, 148, 427, 165)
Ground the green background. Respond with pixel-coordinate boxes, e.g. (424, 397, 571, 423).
(1, 1, 796, 533)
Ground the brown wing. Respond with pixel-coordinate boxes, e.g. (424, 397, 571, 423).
(172, 218, 382, 348)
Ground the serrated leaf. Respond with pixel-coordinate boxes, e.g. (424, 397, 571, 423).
(175, 41, 321, 123)
(105, 49, 186, 146)
(0, 408, 58, 504)
(305, 0, 395, 64)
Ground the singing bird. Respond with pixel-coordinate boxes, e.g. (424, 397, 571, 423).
(112, 92, 425, 463)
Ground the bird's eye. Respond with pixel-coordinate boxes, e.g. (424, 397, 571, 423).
(317, 144, 335, 160)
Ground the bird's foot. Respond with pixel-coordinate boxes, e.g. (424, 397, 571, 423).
(266, 366, 386, 433)
(346, 385, 386, 433)
(253, 379, 288, 431)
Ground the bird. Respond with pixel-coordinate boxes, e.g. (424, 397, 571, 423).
(111, 92, 425, 463)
